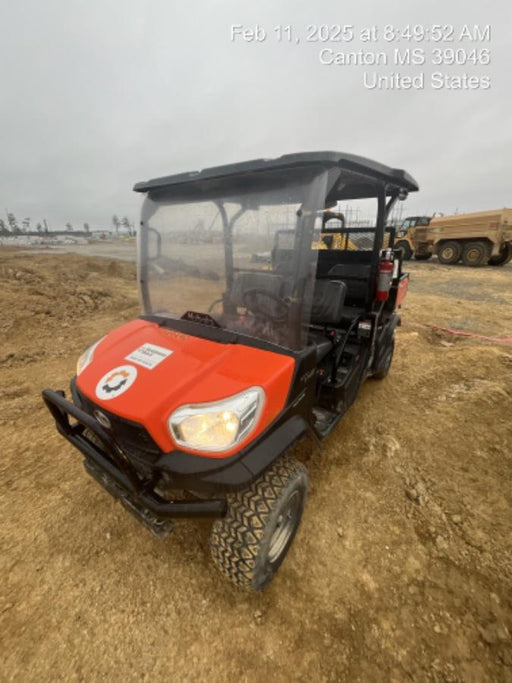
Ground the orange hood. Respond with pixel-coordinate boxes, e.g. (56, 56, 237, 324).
(76, 319, 295, 457)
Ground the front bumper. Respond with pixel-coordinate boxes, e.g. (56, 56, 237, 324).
(44, 379, 309, 498)
(68, 379, 309, 494)
(42, 389, 227, 526)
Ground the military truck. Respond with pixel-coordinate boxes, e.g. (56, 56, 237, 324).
(394, 209, 512, 266)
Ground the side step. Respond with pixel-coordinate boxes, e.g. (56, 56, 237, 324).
(84, 459, 174, 539)
(312, 406, 344, 439)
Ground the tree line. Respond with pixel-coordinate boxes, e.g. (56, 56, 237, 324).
(0, 212, 135, 236)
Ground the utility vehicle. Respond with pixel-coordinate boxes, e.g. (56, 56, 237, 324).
(43, 152, 418, 590)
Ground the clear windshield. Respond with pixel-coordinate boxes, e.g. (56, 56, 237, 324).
(139, 168, 328, 350)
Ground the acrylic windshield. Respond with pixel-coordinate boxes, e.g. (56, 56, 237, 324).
(138, 167, 328, 350)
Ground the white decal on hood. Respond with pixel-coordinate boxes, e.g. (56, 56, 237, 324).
(96, 365, 137, 401)
(125, 343, 173, 370)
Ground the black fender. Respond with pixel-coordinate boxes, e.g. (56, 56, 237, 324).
(373, 313, 400, 371)
(156, 414, 309, 493)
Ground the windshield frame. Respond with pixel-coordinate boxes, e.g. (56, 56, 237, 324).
(137, 166, 329, 351)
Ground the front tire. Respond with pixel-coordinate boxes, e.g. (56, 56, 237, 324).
(395, 240, 412, 260)
(210, 455, 307, 591)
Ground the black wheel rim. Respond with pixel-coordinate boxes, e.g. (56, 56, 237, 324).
(268, 491, 301, 564)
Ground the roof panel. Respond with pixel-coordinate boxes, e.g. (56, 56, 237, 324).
(133, 151, 419, 196)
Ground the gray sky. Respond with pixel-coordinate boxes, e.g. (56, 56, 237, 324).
(1, 0, 510, 229)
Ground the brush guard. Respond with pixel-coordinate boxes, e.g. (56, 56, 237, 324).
(42, 389, 227, 536)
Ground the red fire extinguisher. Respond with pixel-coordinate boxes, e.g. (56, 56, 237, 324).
(376, 250, 394, 302)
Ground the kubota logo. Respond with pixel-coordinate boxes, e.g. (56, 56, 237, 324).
(95, 365, 137, 401)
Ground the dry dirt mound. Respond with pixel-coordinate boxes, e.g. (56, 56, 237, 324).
(1, 251, 511, 682)
(0, 253, 138, 375)
(0, 252, 136, 325)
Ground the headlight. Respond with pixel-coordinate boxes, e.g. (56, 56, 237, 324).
(76, 338, 104, 375)
(169, 387, 265, 452)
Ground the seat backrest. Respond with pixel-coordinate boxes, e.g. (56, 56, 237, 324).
(326, 263, 372, 304)
(327, 264, 372, 280)
(311, 280, 347, 325)
(230, 271, 283, 307)
(316, 248, 373, 272)
(315, 250, 374, 305)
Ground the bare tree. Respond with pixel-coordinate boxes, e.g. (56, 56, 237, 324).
(22, 217, 30, 232)
(83, 222, 90, 233)
(112, 214, 121, 234)
(0, 218, 8, 235)
(7, 212, 19, 233)
(36, 222, 43, 233)
(121, 216, 131, 234)
(65, 222, 73, 232)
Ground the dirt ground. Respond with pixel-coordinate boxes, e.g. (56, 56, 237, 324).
(1, 249, 511, 682)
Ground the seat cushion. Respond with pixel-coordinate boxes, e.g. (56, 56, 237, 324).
(308, 331, 333, 361)
(340, 305, 366, 322)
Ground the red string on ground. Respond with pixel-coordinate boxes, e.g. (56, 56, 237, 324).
(419, 322, 512, 344)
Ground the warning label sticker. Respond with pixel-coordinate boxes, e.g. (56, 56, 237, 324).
(125, 343, 173, 369)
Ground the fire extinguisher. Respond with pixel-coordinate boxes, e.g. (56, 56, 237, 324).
(376, 249, 394, 302)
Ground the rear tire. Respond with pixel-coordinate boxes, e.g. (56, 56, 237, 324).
(437, 240, 462, 265)
(488, 244, 512, 266)
(372, 338, 395, 380)
(210, 455, 307, 591)
(395, 241, 412, 260)
(461, 241, 489, 267)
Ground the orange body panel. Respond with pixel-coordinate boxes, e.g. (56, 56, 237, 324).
(76, 319, 295, 458)
(396, 274, 409, 307)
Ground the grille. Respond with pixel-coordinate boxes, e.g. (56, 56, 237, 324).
(76, 389, 162, 465)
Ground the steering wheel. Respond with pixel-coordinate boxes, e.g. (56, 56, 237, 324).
(242, 289, 289, 323)
(208, 298, 223, 313)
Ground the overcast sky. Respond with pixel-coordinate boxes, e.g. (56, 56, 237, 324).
(0, 0, 510, 229)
